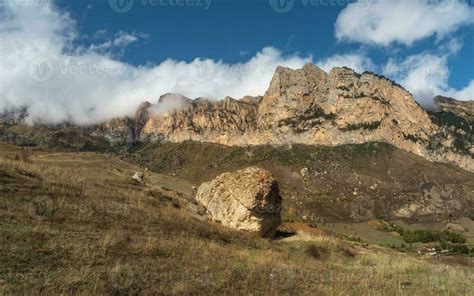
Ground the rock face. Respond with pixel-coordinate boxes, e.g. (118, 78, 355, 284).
(434, 96, 474, 122)
(94, 101, 152, 145)
(195, 167, 282, 236)
(132, 172, 144, 184)
(431, 96, 473, 158)
(140, 94, 261, 145)
(3, 64, 472, 172)
(117, 64, 472, 172)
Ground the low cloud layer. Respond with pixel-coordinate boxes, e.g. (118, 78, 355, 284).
(0, 3, 310, 124)
(0, 2, 472, 125)
(336, 0, 474, 46)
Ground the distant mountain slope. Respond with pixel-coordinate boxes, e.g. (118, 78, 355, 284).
(102, 64, 474, 172)
(1, 64, 473, 172)
(434, 96, 474, 122)
(123, 141, 474, 224)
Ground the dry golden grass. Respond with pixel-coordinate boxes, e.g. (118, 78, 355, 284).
(0, 142, 472, 295)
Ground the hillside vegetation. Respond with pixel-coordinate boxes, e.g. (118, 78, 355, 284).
(123, 141, 474, 224)
(0, 142, 473, 295)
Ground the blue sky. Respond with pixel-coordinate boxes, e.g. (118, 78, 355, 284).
(58, 0, 473, 87)
(0, 0, 473, 123)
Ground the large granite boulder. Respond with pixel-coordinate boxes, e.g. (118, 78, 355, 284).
(196, 167, 282, 236)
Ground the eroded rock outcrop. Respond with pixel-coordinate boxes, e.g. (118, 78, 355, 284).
(141, 95, 261, 145)
(135, 64, 473, 172)
(7, 63, 471, 172)
(93, 101, 152, 145)
(195, 167, 282, 236)
(132, 172, 144, 184)
(434, 96, 474, 122)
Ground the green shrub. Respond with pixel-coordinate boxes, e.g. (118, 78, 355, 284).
(438, 243, 472, 255)
(383, 222, 405, 235)
(402, 230, 466, 244)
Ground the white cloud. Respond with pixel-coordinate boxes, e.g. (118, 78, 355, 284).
(89, 31, 140, 51)
(317, 54, 374, 73)
(336, 0, 474, 46)
(440, 38, 463, 55)
(444, 81, 474, 101)
(384, 53, 449, 105)
(0, 3, 310, 124)
(1, 2, 471, 125)
(383, 52, 473, 107)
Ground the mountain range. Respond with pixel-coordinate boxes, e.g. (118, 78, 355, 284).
(95, 64, 473, 173)
(1, 64, 473, 173)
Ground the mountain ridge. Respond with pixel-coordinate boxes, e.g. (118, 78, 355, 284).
(99, 64, 473, 172)
(1, 64, 473, 172)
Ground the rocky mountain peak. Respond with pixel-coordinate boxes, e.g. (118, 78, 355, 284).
(266, 64, 328, 99)
(328, 66, 358, 77)
(130, 64, 473, 171)
(158, 93, 191, 105)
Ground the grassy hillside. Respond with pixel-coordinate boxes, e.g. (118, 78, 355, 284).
(1, 142, 473, 295)
(123, 141, 474, 224)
